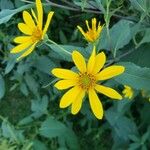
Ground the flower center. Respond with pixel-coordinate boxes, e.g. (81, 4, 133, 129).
(86, 30, 97, 42)
(79, 73, 96, 90)
(32, 27, 42, 42)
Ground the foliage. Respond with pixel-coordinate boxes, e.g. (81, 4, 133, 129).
(0, 0, 150, 149)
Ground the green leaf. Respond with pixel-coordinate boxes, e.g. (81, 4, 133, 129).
(20, 83, 29, 96)
(24, 73, 39, 95)
(47, 43, 85, 61)
(1, 121, 24, 143)
(128, 143, 141, 150)
(129, 0, 149, 13)
(138, 28, 150, 45)
(105, 107, 138, 141)
(0, 74, 5, 100)
(115, 62, 150, 90)
(33, 56, 56, 74)
(39, 117, 79, 150)
(31, 95, 48, 113)
(0, 0, 14, 9)
(18, 112, 43, 126)
(5, 54, 17, 74)
(0, 4, 33, 24)
(33, 140, 48, 150)
(98, 20, 132, 56)
(59, 30, 68, 44)
(121, 44, 150, 68)
(95, 0, 105, 13)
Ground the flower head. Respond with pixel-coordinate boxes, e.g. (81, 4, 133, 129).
(77, 18, 103, 43)
(52, 46, 125, 119)
(10, 0, 54, 60)
(122, 85, 134, 99)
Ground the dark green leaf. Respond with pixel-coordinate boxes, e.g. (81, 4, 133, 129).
(115, 62, 150, 90)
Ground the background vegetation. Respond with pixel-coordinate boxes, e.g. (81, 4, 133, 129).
(0, 0, 150, 149)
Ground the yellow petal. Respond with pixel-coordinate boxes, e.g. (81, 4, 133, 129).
(77, 26, 86, 37)
(87, 46, 96, 73)
(14, 36, 31, 43)
(54, 80, 77, 90)
(97, 66, 125, 80)
(60, 86, 81, 108)
(92, 18, 96, 31)
(93, 51, 106, 74)
(85, 20, 90, 30)
(95, 84, 122, 100)
(17, 43, 36, 60)
(72, 51, 86, 73)
(10, 41, 32, 53)
(97, 23, 103, 35)
(52, 68, 78, 80)
(31, 9, 38, 24)
(42, 12, 54, 38)
(36, 0, 43, 29)
(88, 89, 103, 119)
(23, 11, 35, 28)
(18, 23, 32, 35)
(71, 90, 85, 115)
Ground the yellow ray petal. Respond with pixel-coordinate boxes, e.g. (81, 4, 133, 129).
(36, 0, 43, 29)
(93, 51, 106, 74)
(14, 36, 31, 43)
(88, 89, 103, 119)
(59, 86, 81, 108)
(85, 20, 90, 30)
(72, 51, 86, 73)
(10, 41, 32, 53)
(92, 18, 96, 31)
(17, 43, 36, 60)
(95, 84, 122, 100)
(71, 90, 85, 115)
(18, 23, 32, 35)
(23, 11, 35, 28)
(31, 9, 38, 24)
(97, 66, 125, 80)
(52, 68, 78, 80)
(97, 23, 103, 35)
(77, 26, 86, 37)
(42, 12, 54, 38)
(54, 79, 77, 90)
(87, 46, 96, 73)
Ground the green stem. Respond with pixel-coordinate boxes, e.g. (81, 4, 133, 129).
(45, 38, 72, 56)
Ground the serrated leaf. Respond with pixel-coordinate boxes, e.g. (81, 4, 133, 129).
(115, 62, 150, 90)
(31, 95, 48, 113)
(24, 73, 39, 95)
(39, 117, 79, 150)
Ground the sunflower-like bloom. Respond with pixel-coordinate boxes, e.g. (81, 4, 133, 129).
(122, 85, 134, 99)
(10, 0, 54, 60)
(52, 47, 125, 119)
(77, 18, 103, 43)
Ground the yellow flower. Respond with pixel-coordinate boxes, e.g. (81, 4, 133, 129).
(52, 46, 125, 119)
(77, 18, 103, 43)
(10, 0, 54, 60)
(122, 85, 134, 99)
